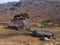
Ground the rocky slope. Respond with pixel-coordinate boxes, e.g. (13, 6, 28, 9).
(0, 0, 60, 22)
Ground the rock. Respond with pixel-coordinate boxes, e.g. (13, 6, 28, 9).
(32, 30, 56, 39)
(40, 37, 49, 41)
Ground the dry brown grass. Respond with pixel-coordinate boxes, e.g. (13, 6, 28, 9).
(0, 25, 60, 45)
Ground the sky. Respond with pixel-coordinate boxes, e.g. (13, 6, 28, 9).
(0, 0, 20, 4)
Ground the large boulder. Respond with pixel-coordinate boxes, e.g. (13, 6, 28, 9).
(8, 13, 31, 30)
(23, 18, 31, 30)
(8, 20, 25, 30)
(32, 30, 56, 39)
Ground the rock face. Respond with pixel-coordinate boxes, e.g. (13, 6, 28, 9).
(8, 13, 31, 30)
(14, 1, 22, 7)
(23, 18, 31, 30)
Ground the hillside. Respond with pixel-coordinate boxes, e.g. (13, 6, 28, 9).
(0, 0, 60, 22)
(0, 24, 60, 45)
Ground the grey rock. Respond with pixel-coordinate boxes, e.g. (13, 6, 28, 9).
(32, 30, 56, 39)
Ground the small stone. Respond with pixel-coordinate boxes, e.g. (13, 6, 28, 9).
(40, 37, 49, 41)
(44, 37, 49, 41)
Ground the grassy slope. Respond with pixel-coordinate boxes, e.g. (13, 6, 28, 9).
(0, 25, 60, 45)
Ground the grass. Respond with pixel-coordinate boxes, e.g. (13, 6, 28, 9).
(0, 24, 60, 45)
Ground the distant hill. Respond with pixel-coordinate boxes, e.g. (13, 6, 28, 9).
(0, 0, 60, 22)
